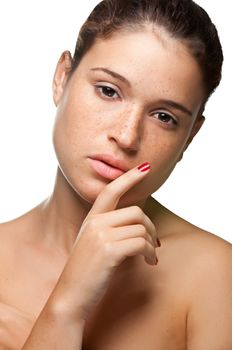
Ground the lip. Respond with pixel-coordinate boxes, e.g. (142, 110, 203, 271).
(89, 154, 130, 172)
(88, 154, 129, 180)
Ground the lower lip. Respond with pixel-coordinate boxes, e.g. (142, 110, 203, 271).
(88, 158, 125, 180)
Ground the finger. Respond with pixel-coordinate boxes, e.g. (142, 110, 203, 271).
(88, 162, 151, 216)
(110, 224, 154, 247)
(113, 237, 157, 265)
(96, 206, 158, 247)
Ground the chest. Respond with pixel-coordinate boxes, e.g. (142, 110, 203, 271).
(0, 284, 186, 350)
(0, 249, 187, 350)
(81, 277, 186, 350)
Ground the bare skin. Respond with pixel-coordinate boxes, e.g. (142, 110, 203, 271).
(0, 27, 232, 349)
(0, 194, 231, 349)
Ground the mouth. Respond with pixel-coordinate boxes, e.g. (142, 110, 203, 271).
(88, 158, 126, 180)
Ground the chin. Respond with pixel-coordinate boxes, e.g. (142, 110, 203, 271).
(70, 174, 111, 204)
(69, 174, 142, 209)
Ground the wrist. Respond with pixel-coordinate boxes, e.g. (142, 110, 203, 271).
(46, 296, 87, 327)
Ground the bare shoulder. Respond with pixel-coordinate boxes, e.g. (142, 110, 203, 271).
(147, 198, 232, 279)
(176, 219, 232, 271)
(0, 211, 39, 293)
(182, 222, 231, 260)
(0, 220, 33, 350)
(0, 216, 25, 259)
(0, 219, 17, 258)
(162, 212, 232, 349)
(176, 222, 232, 294)
(0, 204, 40, 246)
(153, 203, 232, 348)
(0, 217, 27, 295)
(183, 229, 232, 348)
(161, 209, 232, 287)
(154, 201, 232, 266)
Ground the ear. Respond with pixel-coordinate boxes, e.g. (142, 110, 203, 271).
(177, 114, 205, 162)
(52, 50, 73, 106)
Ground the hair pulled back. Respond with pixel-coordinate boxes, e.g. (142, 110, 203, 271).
(71, 0, 223, 103)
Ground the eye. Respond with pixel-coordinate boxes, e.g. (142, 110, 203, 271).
(95, 85, 120, 100)
(152, 112, 178, 126)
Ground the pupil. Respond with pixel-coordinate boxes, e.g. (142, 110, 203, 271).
(160, 113, 169, 122)
(104, 87, 114, 97)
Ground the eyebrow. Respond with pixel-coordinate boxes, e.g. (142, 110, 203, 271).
(90, 67, 193, 117)
(90, 67, 131, 87)
(158, 99, 193, 117)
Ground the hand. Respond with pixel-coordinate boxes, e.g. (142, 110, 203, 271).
(50, 162, 159, 321)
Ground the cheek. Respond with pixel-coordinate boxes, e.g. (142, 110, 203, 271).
(146, 129, 187, 167)
(53, 90, 93, 152)
(159, 139, 184, 165)
(142, 133, 188, 191)
(52, 106, 81, 174)
(52, 85, 106, 189)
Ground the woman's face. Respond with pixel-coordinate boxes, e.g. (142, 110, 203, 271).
(52, 29, 205, 208)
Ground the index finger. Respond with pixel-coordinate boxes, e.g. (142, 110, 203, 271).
(88, 162, 151, 215)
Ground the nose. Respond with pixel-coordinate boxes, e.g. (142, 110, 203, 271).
(108, 106, 143, 152)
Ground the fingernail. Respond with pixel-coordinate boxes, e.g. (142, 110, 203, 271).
(157, 238, 161, 247)
(137, 162, 150, 172)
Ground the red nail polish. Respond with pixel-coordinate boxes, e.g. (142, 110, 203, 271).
(137, 162, 150, 172)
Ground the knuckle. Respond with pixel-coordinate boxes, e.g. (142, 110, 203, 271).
(98, 230, 105, 241)
(103, 183, 115, 196)
(137, 237, 147, 249)
(103, 241, 114, 259)
(132, 205, 143, 219)
(138, 224, 147, 236)
(85, 215, 99, 231)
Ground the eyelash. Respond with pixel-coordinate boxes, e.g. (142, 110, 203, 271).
(94, 84, 178, 126)
(151, 112, 178, 126)
(95, 85, 120, 100)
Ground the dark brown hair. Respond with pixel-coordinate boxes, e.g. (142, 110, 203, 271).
(70, 0, 223, 105)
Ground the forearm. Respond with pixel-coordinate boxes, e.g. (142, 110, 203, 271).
(21, 302, 85, 350)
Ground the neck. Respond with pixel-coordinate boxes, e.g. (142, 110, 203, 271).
(37, 167, 152, 253)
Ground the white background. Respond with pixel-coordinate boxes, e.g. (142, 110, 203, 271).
(0, 1, 231, 242)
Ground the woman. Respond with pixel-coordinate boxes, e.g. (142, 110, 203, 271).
(0, 0, 231, 349)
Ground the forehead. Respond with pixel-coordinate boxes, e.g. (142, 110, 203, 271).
(76, 29, 205, 111)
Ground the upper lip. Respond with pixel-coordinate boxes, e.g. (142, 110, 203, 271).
(89, 154, 130, 172)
